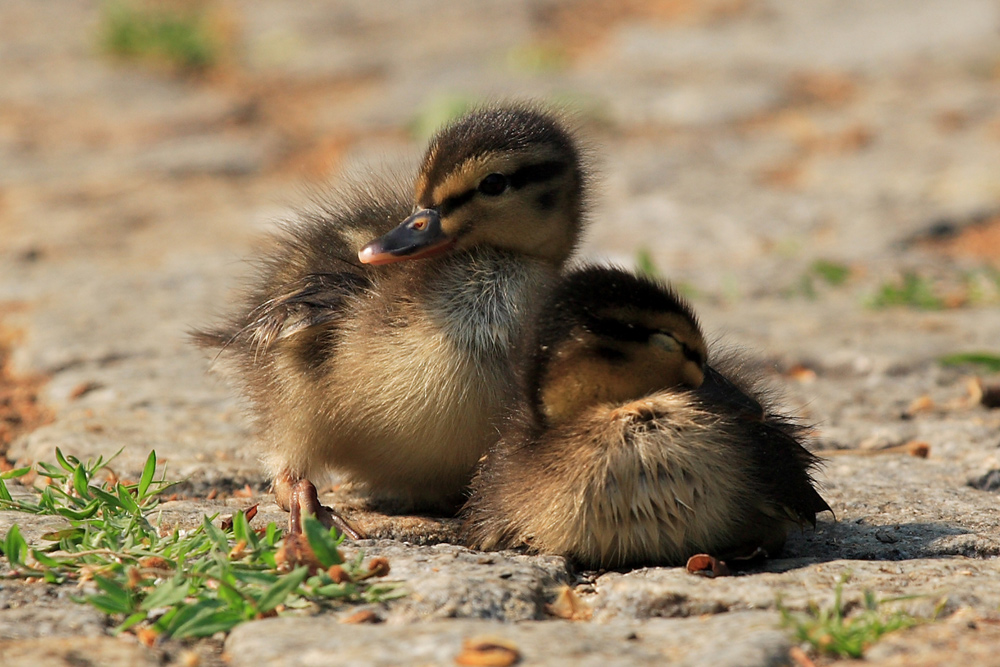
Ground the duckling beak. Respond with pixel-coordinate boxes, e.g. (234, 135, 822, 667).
(358, 208, 457, 265)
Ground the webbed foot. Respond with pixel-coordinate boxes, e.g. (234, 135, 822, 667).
(283, 477, 364, 540)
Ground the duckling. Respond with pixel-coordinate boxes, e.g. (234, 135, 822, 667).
(195, 105, 588, 534)
(462, 266, 831, 569)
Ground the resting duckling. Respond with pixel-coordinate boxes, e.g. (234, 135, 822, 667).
(462, 266, 831, 568)
(196, 105, 587, 534)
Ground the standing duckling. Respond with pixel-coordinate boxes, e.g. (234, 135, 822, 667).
(462, 266, 831, 568)
(196, 105, 588, 534)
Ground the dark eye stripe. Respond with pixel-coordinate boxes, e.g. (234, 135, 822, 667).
(434, 160, 568, 217)
(508, 160, 567, 189)
(438, 188, 476, 217)
(681, 344, 705, 366)
(585, 316, 653, 343)
(586, 315, 705, 367)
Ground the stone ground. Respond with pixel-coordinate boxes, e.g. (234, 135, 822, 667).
(2, 0, 1000, 664)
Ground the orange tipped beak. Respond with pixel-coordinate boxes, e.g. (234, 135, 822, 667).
(358, 208, 456, 265)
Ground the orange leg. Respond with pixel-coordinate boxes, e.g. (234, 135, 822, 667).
(275, 471, 363, 540)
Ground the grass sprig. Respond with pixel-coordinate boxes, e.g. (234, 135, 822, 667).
(0, 449, 400, 640)
(779, 575, 939, 659)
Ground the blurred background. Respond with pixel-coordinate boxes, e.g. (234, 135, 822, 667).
(1, 0, 999, 476)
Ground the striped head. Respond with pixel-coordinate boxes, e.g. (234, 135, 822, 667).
(529, 266, 707, 425)
(359, 105, 586, 267)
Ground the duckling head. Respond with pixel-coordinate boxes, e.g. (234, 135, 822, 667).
(359, 105, 586, 267)
(529, 266, 707, 425)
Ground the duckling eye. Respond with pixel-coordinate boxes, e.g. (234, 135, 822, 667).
(478, 173, 508, 196)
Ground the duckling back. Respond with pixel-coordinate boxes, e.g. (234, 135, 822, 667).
(462, 266, 830, 568)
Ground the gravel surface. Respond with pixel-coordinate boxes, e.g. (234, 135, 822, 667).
(2, 0, 999, 664)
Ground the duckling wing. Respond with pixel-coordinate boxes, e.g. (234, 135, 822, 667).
(239, 271, 371, 356)
(696, 361, 832, 527)
(193, 178, 411, 358)
(738, 418, 832, 527)
(698, 364, 766, 420)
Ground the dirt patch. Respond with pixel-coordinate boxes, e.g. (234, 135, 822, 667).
(915, 212, 1000, 265)
(0, 308, 52, 465)
(532, 0, 754, 59)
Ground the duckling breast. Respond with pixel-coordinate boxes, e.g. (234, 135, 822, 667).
(469, 393, 774, 568)
(289, 248, 557, 503)
(579, 398, 757, 566)
(421, 247, 556, 356)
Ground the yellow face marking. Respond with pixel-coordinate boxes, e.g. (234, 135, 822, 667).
(597, 307, 706, 366)
(414, 143, 439, 201)
(430, 155, 493, 206)
(410, 143, 580, 264)
(539, 319, 705, 425)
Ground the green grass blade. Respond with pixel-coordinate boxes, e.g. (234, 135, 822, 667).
(55, 498, 101, 521)
(2, 524, 28, 566)
(137, 451, 156, 500)
(72, 463, 91, 498)
(940, 352, 1000, 372)
(31, 549, 61, 568)
(170, 607, 244, 638)
(257, 566, 309, 613)
(116, 611, 150, 634)
(202, 517, 229, 552)
(94, 575, 134, 613)
(117, 483, 141, 515)
(54, 448, 73, 472)
(90, 486, 123, 510)
(303, 516, 343, 568)
(140, 576, 190, 611)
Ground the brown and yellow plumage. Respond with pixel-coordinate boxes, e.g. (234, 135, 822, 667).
(462, 266, 831, 568)
(195, 105, 589, 526)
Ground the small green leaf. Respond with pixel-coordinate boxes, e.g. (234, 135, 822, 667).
(31, 549, 61, 568)
(90, 486, 123, 510)
(202, 517, 229, 552)
(257, 566, 309, 613)
(0, 476, 10, 502)
(233, 511, 260, 551)
(88, 594, 133, 616)
(116, 611, 150, 634)
(54, 447, 73, 472)
(41, 527, 85, 542)
(3, 524, 28, 566)
(264, 522, 279, 546)
(55, 498, 101, 520)
(940, 352, 1000, 372)
(94, 574, 133, 612)
(170, 607, 244, 638)
(42, 568, 67, 584)
(303, 516, 343, 568)
(140, 576, 190, 610)
(215, 581, 247, 611)
(1, 467, 31, 480)
(35, 461, 64, 478)
(117, 483, 141, 514)
(72, 463, 91, 498)
(869, 273, 943, 310)
(137, 451, 156, 500)
(314, 582, 350, 597)
(232, 570, 279, 587)
(811, 259, 851, 286)
(635, 247, 659, 278)
(161, 599, 233, 638)
(230, 510, 248, 541)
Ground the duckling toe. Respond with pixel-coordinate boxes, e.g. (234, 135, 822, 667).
(288, 478, 364, 540)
